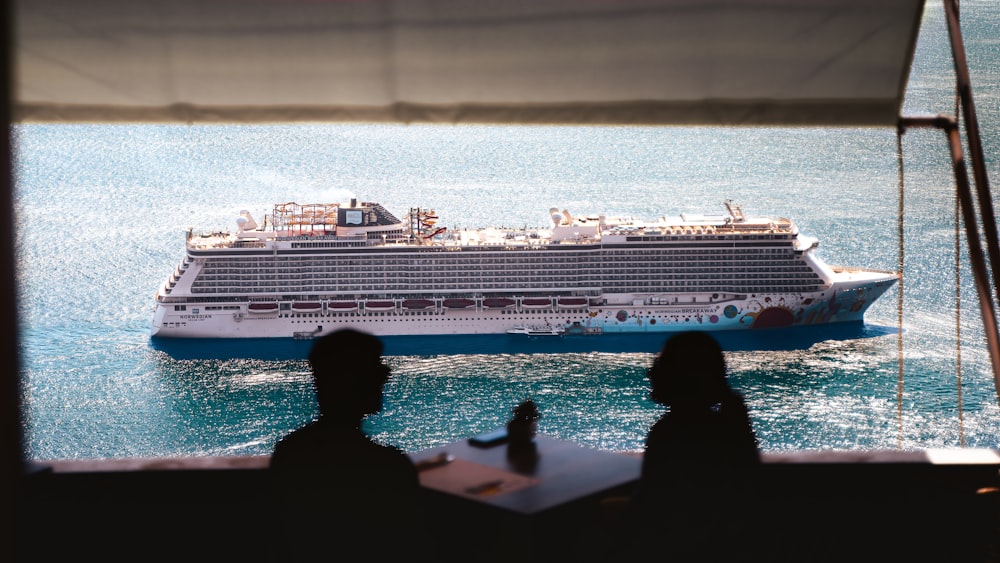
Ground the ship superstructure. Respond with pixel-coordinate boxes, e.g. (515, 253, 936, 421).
(151, 199, 897, 340)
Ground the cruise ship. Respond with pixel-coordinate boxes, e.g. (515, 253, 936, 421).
(150, 199, 898, 342)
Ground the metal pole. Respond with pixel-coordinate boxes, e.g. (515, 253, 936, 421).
(943, 0, 1000, 310)
(899, 115, 1000, 406)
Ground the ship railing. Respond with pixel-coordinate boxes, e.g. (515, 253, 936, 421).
(830, 265, 899, 276)
(643, 293, 747, 306)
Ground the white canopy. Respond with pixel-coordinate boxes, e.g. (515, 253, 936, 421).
(13, 0, 925, 126)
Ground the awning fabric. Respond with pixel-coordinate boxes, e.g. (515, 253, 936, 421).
(13, 0, 925, 126)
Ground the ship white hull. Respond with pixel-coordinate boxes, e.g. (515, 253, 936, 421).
(151, 276, 896, 341)
(151, 199, 899, 345)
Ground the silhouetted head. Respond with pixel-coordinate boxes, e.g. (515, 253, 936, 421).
(648, 331, 729, 408)
(308, 328, 391, 421)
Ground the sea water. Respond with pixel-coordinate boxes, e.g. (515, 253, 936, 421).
(13, 1, 1000, 459)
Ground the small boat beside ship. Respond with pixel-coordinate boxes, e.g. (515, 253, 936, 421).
(507, 325, 566, 337)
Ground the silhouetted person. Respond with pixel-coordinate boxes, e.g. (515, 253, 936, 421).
(269, 328, 419, 559)
(630, 331, 760, 561)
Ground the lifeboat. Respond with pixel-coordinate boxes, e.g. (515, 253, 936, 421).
(247, 302, 279, 314)
(402, 299, 435, 310)
(521, 298, 553, 309)
(365, 300, 396, 311)
(327, 301, 358, 311)
(557, 297, 589, 308)
(482, 298, 516, 309)
(291, 302, 322, 313)
(442, 298, 475, 309)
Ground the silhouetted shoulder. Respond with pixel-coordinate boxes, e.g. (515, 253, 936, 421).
(270, 420, 418, 487)
(641, 393, 759, 477)
(269, 420, 419, 559)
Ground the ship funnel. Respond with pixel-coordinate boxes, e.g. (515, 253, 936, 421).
(238, 210, 258, 231)
(562, 209, 573, 225)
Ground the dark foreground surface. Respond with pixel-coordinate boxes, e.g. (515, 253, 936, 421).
(15, 448, 1000, 563)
